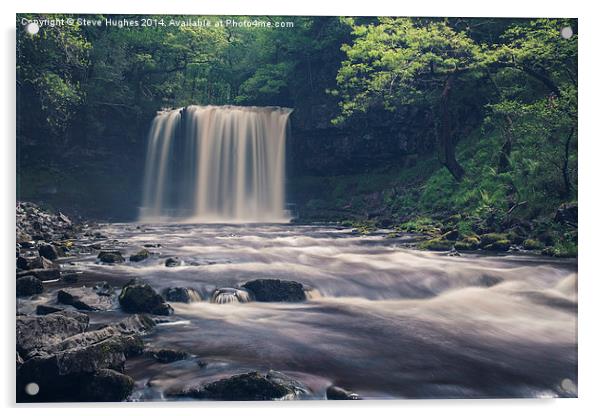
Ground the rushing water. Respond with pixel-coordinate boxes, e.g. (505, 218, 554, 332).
(41, 223, 578, 400)
(139, 105, 292, 223)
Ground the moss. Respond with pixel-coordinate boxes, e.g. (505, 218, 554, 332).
(542, 241, 577, 258)
(418, 238, 454, 251)
(523, 239, 544, 250)
(454, 236, 480, 251)
(479, 233, 510, 246)
(482, 239, 511, 252)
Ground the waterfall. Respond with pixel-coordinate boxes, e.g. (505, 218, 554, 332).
(139, 105, 292, 223)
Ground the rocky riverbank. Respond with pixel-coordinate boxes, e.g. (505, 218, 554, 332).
(16, 202, 360, 402)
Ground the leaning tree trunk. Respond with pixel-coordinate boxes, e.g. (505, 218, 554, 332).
(438, 75, 465, 181)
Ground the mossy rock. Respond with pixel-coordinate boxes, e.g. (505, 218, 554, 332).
(454, 236, 480, 251)
(129, 249, 150, 262)
(418, 238, 454, 251)
(482, 239, 511, 252)
(98, 251, 124, 264)
(478, 233, 509, 247)
(523, 239, 544, 250)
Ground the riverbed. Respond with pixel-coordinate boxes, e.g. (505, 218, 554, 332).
(19, 223, 578, 400)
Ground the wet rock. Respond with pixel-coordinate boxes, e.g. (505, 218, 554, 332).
(554, 202, 578, 224)
(36, 304, 64, 315)
(326, 385, 360, 400)
(168, 371, 296, 401)
(79, 369, 134, 402)
(143, 243, 161, 248)
(163, 287, 202, 303)
(165, 257, 180, 267)
(98, 250, 124, 264)
(118, 279, 173, 315)
(152, 348, 190, 363)
(16, 255, 43, 270)
(266, 370, 310, 397)
(38, 244, 60, 261)
(16, 275, 43, 297)
(129, 249, 150, 262)
(94, 281, 115, 297)
(62, 272, 79, 283)
(242, 279, 306, 302)
(16, 310, 89, 357)
(57, 289, 98, 311)
(17, 267, 60, 281)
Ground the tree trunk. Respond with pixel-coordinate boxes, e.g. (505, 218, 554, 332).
(439, 75, 465, 181)
(498, 114, 515, 173)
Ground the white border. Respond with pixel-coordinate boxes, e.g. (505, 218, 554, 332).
(2, 1, 600, 415)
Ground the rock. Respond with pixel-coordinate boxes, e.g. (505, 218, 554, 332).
(266, 370, 310, 397)
(418, 238, 454, 251)
(118, 279, 173, 315)
(478, 233, 509, 247)
(454, 236, 480, 251)
(129, 249, 150, 262)
(36, 304, 64, 315)
(62, 272, 79, 283)
(162, 287, 202, 303)
(38, 244, 60, 261)
(57, 289, 98, 311)
(16, 311, 89, 357)
(98, 250, 125, 264)
(242, 279, 307, 302)
(94, 281, 115, 297)
(554, 202, 578, 224)
(152, 349, 190, 363)
(165, 257, 180, 267)
(16, 255, 43, 270)
(482, 239, 511, 252)
(168, 371, 296, 401)
(17, 267, 60, 281)
(16, 276, 43, 297)
(523, 239, 545, 250)
(442, 229, 460, 241)
(79, 369, 134, 402)
(144, 243, 161, 248)
(326, 385, 360, 400)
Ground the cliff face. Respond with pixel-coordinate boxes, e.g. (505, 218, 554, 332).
(288, 104, 436, 176)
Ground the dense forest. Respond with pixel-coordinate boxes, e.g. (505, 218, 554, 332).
(17, 15, 577, 256)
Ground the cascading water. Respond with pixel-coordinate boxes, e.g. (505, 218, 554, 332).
(139, 105, 292, 223)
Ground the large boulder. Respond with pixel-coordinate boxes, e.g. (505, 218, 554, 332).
(17, 311, 89, 357)
(16, 276, 43, 297)
(118, 279, 173, 315)
(242, 279, 307, 302)
(168, 371, 300, 400)
(16, 314, 152, 402)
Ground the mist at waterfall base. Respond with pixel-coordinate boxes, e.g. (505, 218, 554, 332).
(139, 105, 291, 223)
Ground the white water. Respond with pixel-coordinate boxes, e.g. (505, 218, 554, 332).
(61, 223, 577, 399)
(140, 105, 292, 223)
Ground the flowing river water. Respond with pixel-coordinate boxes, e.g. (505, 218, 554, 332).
(21, 223, 577, 400)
